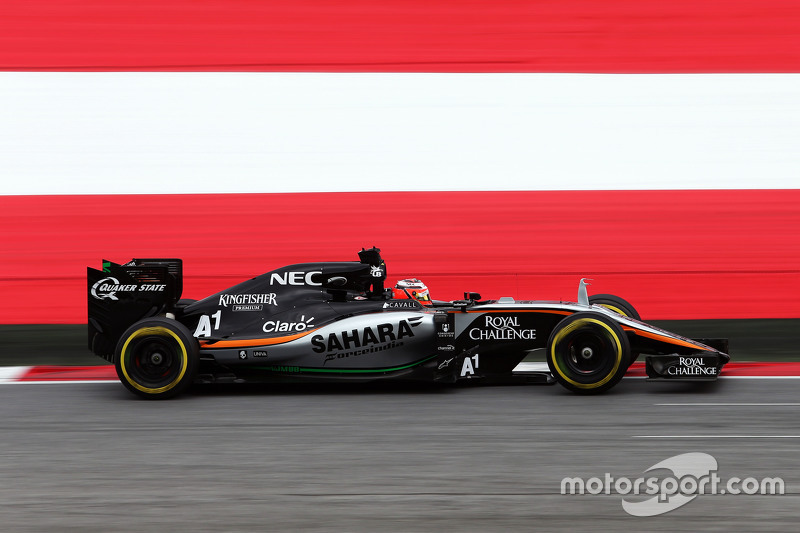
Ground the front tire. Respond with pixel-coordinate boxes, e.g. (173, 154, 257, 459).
(589, 294, 641, 321)
(547, 312, 630, 394)
(589, 294, 640, 367)
(114, 317, 198, 400)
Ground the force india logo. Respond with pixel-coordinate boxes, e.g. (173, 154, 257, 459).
(469, 316, 536, 341)
(312, 317, 423, 363)
(90, 277, 166, 301)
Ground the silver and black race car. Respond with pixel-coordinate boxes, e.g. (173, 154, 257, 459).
(88, 248, 729, 399)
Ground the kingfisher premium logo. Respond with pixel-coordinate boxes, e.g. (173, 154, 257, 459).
(218, 293, 277, 309)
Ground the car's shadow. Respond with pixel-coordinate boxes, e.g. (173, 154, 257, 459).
(184, 375, 559, 399)
(185, 380, 455, 398)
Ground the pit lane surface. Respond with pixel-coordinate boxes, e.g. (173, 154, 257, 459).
(0, 379, 797, 532)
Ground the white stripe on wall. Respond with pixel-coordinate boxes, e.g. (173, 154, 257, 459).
(2, 73, 799, 194)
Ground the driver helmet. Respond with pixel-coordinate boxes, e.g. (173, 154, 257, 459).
(393, 278, 431, 305)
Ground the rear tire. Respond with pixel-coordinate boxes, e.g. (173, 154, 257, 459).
(114, 317, 198, 400)
(547, 312, 630, 394)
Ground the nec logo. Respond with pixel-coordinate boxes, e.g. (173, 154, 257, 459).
(269, 271, 322, 286)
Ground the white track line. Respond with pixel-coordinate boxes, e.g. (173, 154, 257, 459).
(656, 403, 800, 406)
(634, 435, 800, 439)
(719, 376, 800, 379)
(512, 362, 800, 379)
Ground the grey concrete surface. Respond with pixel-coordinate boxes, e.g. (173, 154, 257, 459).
(0, 379, 797, 532)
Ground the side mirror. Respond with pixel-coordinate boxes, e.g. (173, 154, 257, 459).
(464, 292, 481, 301)
(578, 278, 592, 306)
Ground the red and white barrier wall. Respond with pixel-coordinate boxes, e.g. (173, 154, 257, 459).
(1, 1, 798, 324)
(2, 1, 798, 72)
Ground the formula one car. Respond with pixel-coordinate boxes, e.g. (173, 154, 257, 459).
(88, 248, 729, 399)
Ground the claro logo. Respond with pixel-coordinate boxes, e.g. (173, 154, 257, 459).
(263, 315, 315, 333)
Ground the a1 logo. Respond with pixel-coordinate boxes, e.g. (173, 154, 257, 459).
(194, 310, 222, 337)
(460, 354, 479, 377)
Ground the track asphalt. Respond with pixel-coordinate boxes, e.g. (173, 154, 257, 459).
(0, 377, 797, 532)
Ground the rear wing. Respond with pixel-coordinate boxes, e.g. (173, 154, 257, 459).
(88, 259, 183, 361)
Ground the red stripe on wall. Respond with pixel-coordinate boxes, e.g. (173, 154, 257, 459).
(1, 190, 798, 323)
(2, 1, 799, 72)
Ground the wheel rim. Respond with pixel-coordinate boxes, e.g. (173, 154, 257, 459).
(562, 330, 613, 376)
(550, 318, 623, 389)
(120, 327, 188, 394)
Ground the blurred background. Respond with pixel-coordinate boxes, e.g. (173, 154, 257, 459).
(2, 3, 800, 532)
(1, 1, 799, 363)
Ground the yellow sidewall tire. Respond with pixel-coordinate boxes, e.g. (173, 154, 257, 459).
(114, 318, 198, 400)
(547, 312, 630, 394)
